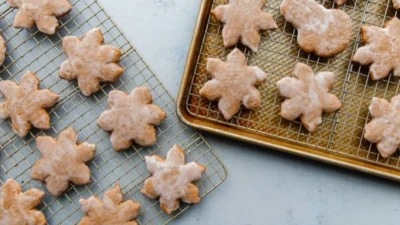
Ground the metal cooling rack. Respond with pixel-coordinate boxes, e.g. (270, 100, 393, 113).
(186, 0, 400, 171)
(0, 0, 227, 224)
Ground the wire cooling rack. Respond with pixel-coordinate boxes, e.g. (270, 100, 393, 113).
(186, 0, 400, 171)
(0, 0, 227, 224)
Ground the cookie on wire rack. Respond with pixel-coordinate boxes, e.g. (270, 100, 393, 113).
(7, 0, 72, 35)
(211, 0, 277, 52)
(60, 28, 125, 96)
(31, 127, 96, 197)
(141, 145, 206, 215)
(276, 63, 342, 132)
(79, 183, 141, 225)
(280, 0, 352, 57)
(353, 17, 400, 80)
(0, 179, 47, 225)
(0, 35, 6, 66)
(0, 71, 59, 137)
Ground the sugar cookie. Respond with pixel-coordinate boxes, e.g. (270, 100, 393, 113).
(353, 18, 400, 80)
(212, 0, 277, 52)
(0, 179, 46, 225)
(79, 183, 140, 225)
(277, 63, 342, 132)
(97, 87, 166, 151)
(199, 48, 267, 120)
(60, 28, 125, 96)
(31, 127, 96, 197)
(280, 0, 352, 57)
(141, 145, 206, 215)
(0, 71, 59, 137)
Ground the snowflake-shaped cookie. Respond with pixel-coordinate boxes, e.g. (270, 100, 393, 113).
(364, 96, 400, 158)
(353, 17, 400, 80)
(0, 179, 46, 225)
(212, 0, 277, 52)
(0, 71, 59, 137)
(277, 63, 342, 132)
(141, 145, 206, 215)
(79, 183, 141, 225)
(97, 87, 166, 151)
(31, 127, 96, 197)
(60, 28, 125, 96)
(7, 0, 72, 35)
(199, 48, 267, 120)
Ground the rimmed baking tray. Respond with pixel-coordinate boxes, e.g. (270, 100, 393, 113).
(0, 0, 227, 224)
(177, 0, 400, 181)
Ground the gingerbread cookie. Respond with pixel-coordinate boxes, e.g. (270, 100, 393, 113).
(199, 48, 267, 120)
(0, 179, 46, 225)
(364, 96, 400, 158)
(277, 63, 342, 132)
(31, 127, 96, 197)
(353, 17, 400, 80)
(7, 0, 72, 35)
(60, 28, 125, 96)
(97, 87, 166, 151)
(79, 183, 141, 225)
(211, 0, 277, 52)
(0, 71, 59, 137)
(141, 145, 206, 215)
(280, 0, 352, 57)
(0, 35, 6, 66)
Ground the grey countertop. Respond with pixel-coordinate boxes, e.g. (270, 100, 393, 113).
(100, 0, 400, 224)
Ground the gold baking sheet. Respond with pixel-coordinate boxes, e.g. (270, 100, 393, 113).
(178, 0, 400, 181)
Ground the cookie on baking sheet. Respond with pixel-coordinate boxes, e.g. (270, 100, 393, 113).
(0, 35, 6, 66)
(276, 63, 342, 132)
(97, 86, 166, 151)
(141, 145, 206, 215)
(212, 0, 277, 52)
(79, 183, 141, 225)
(364, 96, 400, 158)
(199, 48, 267, 120)
(0, 71, 59, 137)
(0, 179, 46, 225)
(280, 0, 352, 57)
(60, 28, 125, 96)
(31, 127, 96, 197)
(353, 17, 400, 80)
(7, 0, 72, 35)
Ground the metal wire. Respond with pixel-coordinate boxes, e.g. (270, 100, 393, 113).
(186, 0, 400, 170)
(0, 0, 227, 224)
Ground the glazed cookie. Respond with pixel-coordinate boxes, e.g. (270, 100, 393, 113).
(277, 63, 342, 132)
(141, 145, 206, 215)
(0, 35, 6, 66)
(353, 17, 400, 80)
(0, 71, 59, 137)
(7, 0, 72, 35)
(60, 28, 125, 96)
(280, 0, 352, 57)
(97, 87, 166, 151)
(31, 127, 96, 197)
(79, 183, 141, 225)
(364, 96, 400, 158)
(212, 0, 277, 52)
(0, 179, 46, 225)
(199, 48, 267, 120)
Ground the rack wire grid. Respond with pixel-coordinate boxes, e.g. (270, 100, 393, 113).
(0, 0, 227, 224)
(186, 0, 400, 170)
